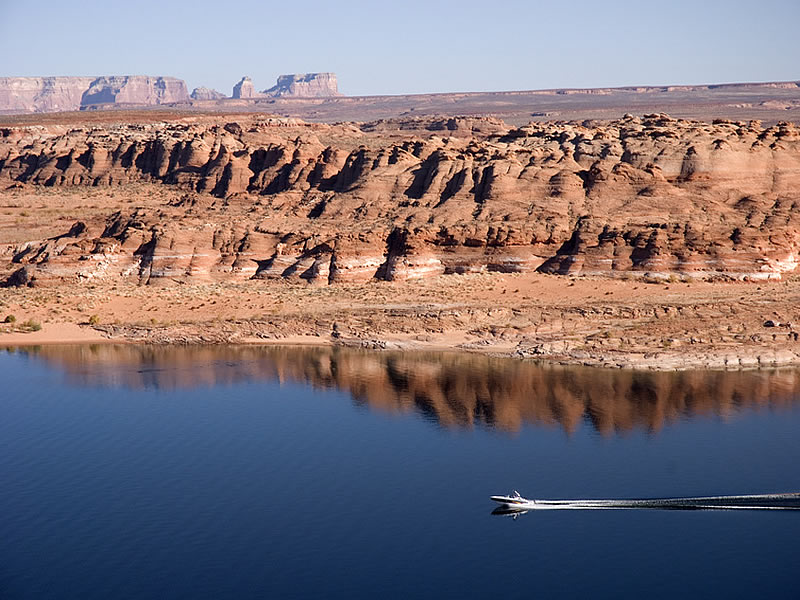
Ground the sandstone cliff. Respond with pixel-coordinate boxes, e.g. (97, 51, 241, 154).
(2, 114, 800, 286)
(0, 76, 189, 114)
(262, 73, 340, 98)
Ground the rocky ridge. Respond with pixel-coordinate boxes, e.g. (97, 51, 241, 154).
(2, 113, 800, 287)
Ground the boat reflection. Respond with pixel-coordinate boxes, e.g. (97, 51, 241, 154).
(491, 506, 531, 519)
(7, 344, 800, 435)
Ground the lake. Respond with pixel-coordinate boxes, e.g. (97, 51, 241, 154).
(1, 345, 799, 599)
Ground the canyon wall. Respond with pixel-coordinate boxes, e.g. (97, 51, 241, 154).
(2, 114, 800, 286)
(0, 76, 189, 113)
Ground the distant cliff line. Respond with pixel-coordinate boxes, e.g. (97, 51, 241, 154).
(2, 74, 798, 116)
(0, 76, 189, 114)
(0, 73, 342, 115)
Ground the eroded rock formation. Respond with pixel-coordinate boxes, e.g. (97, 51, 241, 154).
(0, 76, 189, 114)
(232, 76, 256, 99)
(2, 113, 800, 286)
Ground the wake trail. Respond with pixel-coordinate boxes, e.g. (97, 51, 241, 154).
(492, 493, 800, 512)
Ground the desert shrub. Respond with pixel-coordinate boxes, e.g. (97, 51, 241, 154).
(22, 319, 42, 332)
(3, 314, 16, 323)
(88, 314, 100, 325)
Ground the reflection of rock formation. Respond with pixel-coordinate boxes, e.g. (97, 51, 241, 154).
(15, 345, 800, 435)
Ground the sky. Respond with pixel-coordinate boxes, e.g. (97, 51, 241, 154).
(1, 0, 798, 96)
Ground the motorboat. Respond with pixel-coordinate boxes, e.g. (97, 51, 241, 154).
(489, 490, 537, 508)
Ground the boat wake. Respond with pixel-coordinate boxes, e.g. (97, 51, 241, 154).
(490, 493, 800, 517)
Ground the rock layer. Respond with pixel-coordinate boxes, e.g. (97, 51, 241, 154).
(0, 76, 189, 114)
(2, 114, 800, 286)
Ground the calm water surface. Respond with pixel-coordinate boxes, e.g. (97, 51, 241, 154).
(1, 345, 799, 599)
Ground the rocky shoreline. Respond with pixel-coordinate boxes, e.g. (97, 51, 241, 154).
(5, 321, 800, 372)
(3, 272, 800, 372)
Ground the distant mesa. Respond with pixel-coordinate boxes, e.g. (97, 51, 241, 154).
(80, 76, 188, 106)
(190, 86, 226, 101)
(0, 75, 189, 114)
(262, 73, 340, 98)
(231, 73, 340, 99)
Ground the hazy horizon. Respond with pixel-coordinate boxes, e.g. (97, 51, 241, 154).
(1, 0, 798, 96)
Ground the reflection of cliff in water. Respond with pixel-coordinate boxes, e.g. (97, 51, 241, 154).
(12, 345, 800, 434)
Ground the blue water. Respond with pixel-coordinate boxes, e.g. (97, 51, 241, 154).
(1, 346, 799, 599)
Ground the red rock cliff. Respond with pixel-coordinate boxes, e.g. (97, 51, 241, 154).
(2, 114, 799, 286)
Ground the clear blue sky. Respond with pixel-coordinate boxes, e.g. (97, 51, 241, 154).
(1, 0, 798, 96)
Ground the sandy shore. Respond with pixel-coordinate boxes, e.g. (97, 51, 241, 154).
(0, 322, 109, 346)
(3, 272, 800, 370)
